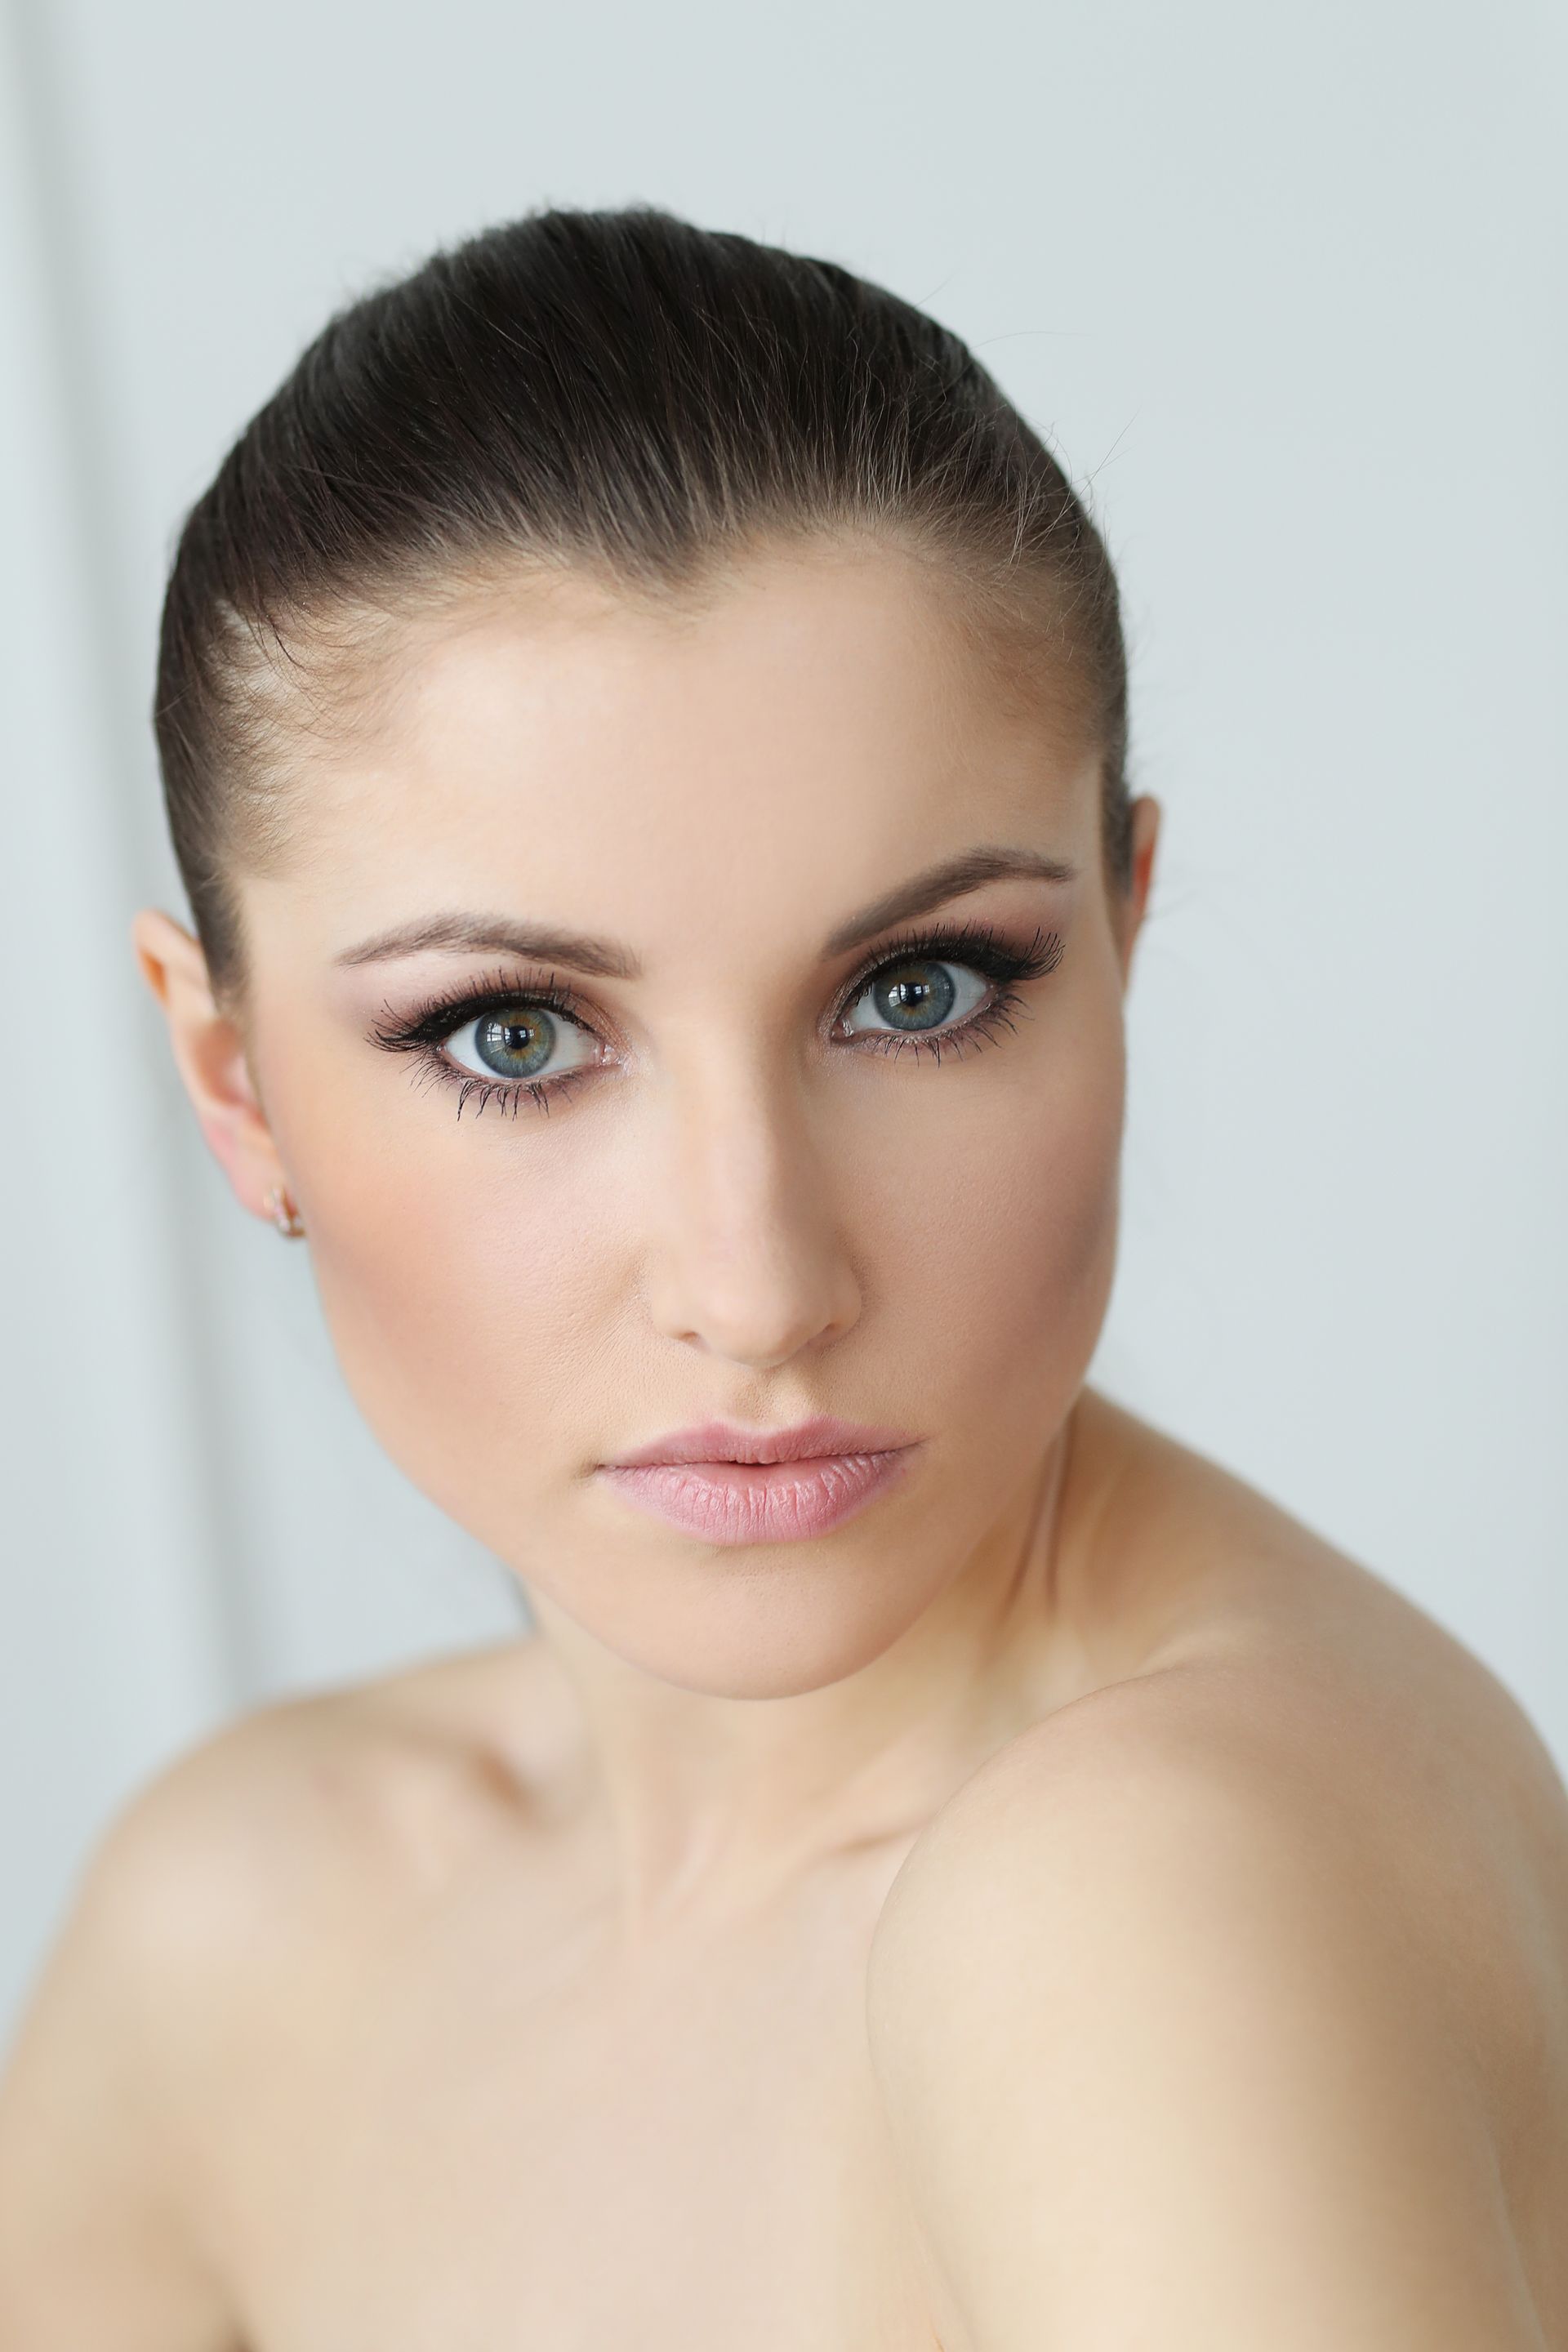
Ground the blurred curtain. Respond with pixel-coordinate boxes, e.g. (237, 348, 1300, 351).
(1, 0, 250, 2029)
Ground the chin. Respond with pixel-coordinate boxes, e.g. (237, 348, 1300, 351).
(527, 1529, 954, 1701)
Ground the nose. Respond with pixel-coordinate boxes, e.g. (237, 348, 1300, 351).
(640, 1052, 862, 1370)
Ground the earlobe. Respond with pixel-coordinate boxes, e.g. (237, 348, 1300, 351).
(130, 908, 287, 1220)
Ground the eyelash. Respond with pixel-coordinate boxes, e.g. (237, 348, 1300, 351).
(366, 917, 1067, 1122)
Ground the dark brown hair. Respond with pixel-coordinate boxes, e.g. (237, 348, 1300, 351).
(154, 203, 1132, 1012)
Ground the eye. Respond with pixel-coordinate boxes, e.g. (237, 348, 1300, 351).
(368, 923, 1065, 1122)
(829, 920, 1063, 1062)
(441, 999, 598, 1088)
(840, 954, 990, 1041)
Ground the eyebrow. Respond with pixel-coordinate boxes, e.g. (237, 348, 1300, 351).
(332, 844, 1079, 978)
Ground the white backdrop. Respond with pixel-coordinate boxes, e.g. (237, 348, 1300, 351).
(2, 0, 1564, 2042)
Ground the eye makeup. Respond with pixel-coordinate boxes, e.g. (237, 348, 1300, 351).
(363, 915, 1066, 1122)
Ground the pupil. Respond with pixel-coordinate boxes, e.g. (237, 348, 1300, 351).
(474, 1008, 555, 1080)
(873, 960, 954, 1033)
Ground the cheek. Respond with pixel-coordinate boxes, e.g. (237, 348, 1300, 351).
(301, 1114, 625, 1536)
(869, 1007, 1126, 1402)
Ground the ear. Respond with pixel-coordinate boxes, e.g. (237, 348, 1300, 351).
(1112, 795, 1161, 988)
(131, 908, 287, 1223)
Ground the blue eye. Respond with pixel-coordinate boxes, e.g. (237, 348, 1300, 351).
(367, 965, 604, 1120)
(443, 1000, 598, 1087)
(840, 955, 989, 1040)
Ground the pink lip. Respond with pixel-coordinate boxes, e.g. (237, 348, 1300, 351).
(605, 1414, 918, 1468)
(596, 1415, 922, 1546)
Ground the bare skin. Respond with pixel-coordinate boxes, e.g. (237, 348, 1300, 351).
(2, 537, 1565, 2347)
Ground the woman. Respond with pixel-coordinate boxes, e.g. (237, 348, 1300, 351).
(1, 203, 1563, 2350)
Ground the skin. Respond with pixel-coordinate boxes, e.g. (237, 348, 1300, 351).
(1, 533, 1566, 2350)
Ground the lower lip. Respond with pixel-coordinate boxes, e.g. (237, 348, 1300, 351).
(596, 1448, 917, 1545)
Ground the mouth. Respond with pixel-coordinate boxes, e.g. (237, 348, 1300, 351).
(595, 1415, 921, 1545)
(604, 1414, 918, 1468)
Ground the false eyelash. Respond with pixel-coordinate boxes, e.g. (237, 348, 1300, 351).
(834, 917, 1063, 1016)
(366, 964, 599, 1123)
(366, 920, 1066, 1121)
(368, 964, 592, 1057)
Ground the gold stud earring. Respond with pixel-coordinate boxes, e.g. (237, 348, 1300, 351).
(263, 1184, 306, 1239)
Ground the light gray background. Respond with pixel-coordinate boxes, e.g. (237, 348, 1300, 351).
(2, 0, 1563, 2044)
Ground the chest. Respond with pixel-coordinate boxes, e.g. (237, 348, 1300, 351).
(206, 1873, 948, 2352)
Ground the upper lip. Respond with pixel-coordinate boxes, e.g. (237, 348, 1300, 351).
(604, 1414, 918, 1468)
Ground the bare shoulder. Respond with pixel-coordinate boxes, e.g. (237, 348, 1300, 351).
(0, 1640, 548, 2351)
(0, 1650, 516, 2108)
(866, 1674, 1556, 2350)
(0, 1696, 338, 2352)
(1052, 1389, 1568, 1929)
(97, 1633, 560, 1936)
(2, 1632, 559, 2080)
(866, 1396, 1568, 2350)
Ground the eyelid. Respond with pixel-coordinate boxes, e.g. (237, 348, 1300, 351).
(368, 964, 600, 1054)
(833, 915, 1063, 1004)
(372, 921, 1049, 1040)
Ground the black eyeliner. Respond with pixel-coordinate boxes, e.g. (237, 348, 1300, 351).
(364, 918, 1066, 1116)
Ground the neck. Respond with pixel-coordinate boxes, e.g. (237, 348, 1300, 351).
(519, 1387, 1156, 1941)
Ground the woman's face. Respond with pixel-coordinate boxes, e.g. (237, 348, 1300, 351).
(146, 537, 1157, 1698)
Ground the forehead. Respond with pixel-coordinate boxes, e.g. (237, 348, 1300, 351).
(260, 539, 1097, 956)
